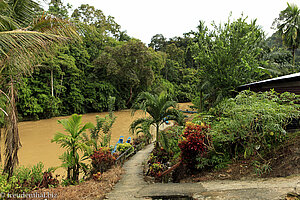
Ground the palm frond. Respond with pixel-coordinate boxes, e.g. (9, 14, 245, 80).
(160, 100, 177, 113)
(162, 108, 184, 126)
(78, 122, 94, 136)
(0, 30, 68, 74)
(51, 132, 73, 149)
(131, 92, 157, 114)
(0, 15, 18, 31)
(129, 117, 154, 135)
(160, 131, 170, 152)
(133, 119, 154, 140)
(0, 0, 8, 11)
(30, 14, 80, 40)
(7, 0, 39, 26)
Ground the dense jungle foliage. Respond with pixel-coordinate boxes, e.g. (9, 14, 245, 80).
(8, 1, 299, 122)
(146, 90, 300, 182)
(0, 0, 299, 192)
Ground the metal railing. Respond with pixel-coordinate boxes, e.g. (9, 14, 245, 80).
(115, 143, 143, 166)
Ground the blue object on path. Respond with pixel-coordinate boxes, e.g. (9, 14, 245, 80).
(163, 117, 169, 124)
(112, 136, 124, 154)
(179, 109, 198, 114)
(126, 137, 131, 143)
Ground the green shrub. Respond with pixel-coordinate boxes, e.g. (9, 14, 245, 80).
(209, 90, 300, 159)
(117, 143, 134, 154)
(196, 154, 231, 170)
(160, 125, 183, 159)
(0, 173, 19, 195)
(0, 162, 50, 195)
(14, 162, 44, 186)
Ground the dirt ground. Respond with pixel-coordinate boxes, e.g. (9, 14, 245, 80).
(30, 166, 124, 200)
(181, 134, 300, 183)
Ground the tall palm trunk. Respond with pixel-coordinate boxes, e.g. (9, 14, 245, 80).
(292, 46, 296, 66)
(3, 77, 21, 177)
(155, 122, 160, 147)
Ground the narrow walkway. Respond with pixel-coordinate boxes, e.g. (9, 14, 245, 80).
(106, 121, 299, 199)
(106, 143, 154, 200)
(107, 142, 299, 200)
(136, 176, 300, 200)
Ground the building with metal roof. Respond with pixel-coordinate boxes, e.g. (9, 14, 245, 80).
(238, 72, 300, 95)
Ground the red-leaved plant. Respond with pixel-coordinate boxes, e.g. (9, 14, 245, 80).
(178, 122, 211, 172)
(90, 147, 116, 174)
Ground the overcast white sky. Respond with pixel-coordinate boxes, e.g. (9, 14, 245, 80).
(51, 0, 300, 44)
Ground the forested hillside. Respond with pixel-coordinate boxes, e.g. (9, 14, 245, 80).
(13, 1, 300, 121)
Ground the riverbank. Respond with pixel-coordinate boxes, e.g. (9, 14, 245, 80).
(16, 102, 192, 172)
(16, 109, 145, 177)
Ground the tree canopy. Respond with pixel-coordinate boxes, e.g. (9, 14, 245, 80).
(273, 3, 300, 65)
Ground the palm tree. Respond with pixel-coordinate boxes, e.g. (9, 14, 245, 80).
(130, 92, 183, 147)
(131, 120, 152, 144)
(0, 0, 78, 177)
(274, 3, 300, 65)
(51, 114, 94, 183)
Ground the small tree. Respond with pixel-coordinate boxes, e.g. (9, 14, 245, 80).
(51, 114, 94, 184)
(130, 92, 183, 147)
(88, 96, 116, 150)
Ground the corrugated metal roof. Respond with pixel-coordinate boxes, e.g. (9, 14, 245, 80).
(239, 72, 300, 88)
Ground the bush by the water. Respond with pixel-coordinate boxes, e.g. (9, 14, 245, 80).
(0, 162, 58, 195)
(90, 147, 116, 174)
(117, 143, 134, 154)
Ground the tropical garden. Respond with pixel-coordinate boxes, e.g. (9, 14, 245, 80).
(0, 0, 299, 198)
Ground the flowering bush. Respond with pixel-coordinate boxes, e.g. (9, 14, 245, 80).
(146, 146, 174, 181)
(148, 147, 172, 165)
(148, 162, 166, 177)
(90, 147, 116, 174)
(117, 143, 134, 154)
(178, 122, 211, 172)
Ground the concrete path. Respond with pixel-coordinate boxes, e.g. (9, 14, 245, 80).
(106, 143, 154, 200)
(107, 141, 299, 200)
(136, 175, 300, 200)
(194, 176, 300, 199)
(106, 122, 299, 200)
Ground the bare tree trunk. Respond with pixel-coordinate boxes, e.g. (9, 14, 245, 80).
(67, 167, 71, 180)
(3, 77, 21, 177)
(126, 87, 133, 106)
(199, 90, 203, 112)
(51, 69, 54, 97)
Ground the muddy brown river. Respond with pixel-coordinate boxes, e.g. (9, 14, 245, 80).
(4, 103, 192, 176)
(17, 110, 146, 176)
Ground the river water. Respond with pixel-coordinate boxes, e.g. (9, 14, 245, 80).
(17, 110, 146, 175)
(6, 103, 192, 176)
